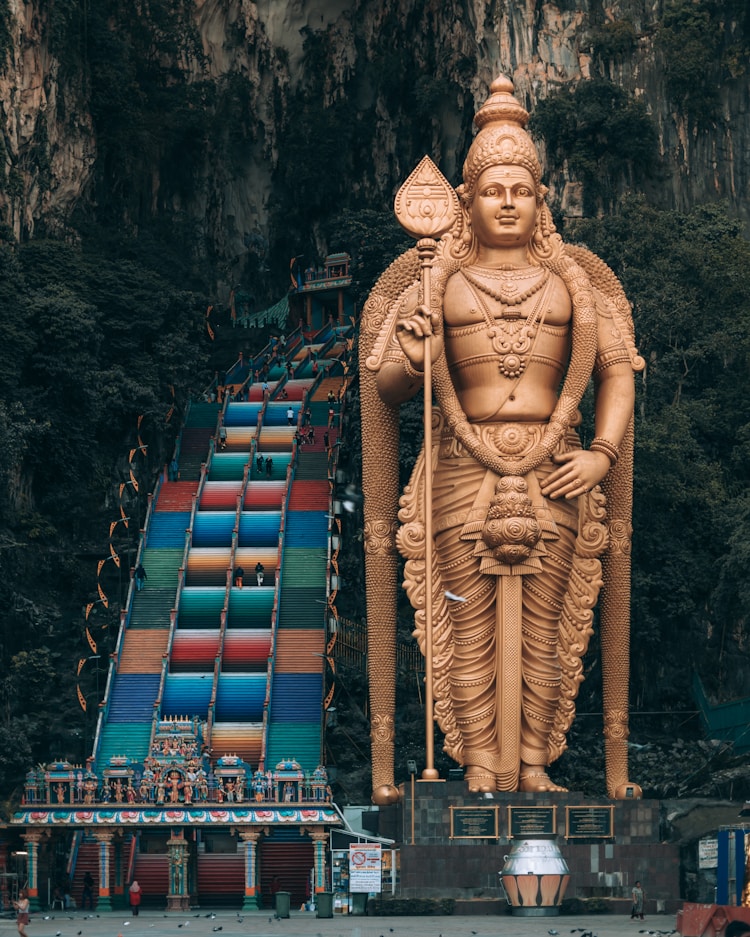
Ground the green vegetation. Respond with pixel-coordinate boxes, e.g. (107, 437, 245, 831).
(529, 79, 659, 215)
(656, 0, 723, 124)
(589, 19, 638, 61)
(0, 234, 211, 788)
(655, 0, 750, 123)
(0, 0, 11, 68)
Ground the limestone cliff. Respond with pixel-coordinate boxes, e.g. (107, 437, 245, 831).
(1, 0, 747, 290)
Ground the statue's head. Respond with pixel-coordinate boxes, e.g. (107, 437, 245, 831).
(455, 76, 557, 261)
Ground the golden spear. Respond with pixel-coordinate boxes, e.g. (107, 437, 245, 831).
(393, 156, 460, 780)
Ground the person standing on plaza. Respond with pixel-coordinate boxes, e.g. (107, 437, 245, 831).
(14, 888, 30, 937)
(81, 870, 94, 910)
(128, 880, 142, 916)
(631, 881, 644, 920)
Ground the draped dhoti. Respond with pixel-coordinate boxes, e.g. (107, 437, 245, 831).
(431, 423, 581, 790)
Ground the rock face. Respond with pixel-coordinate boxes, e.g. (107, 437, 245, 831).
(1, 0, 748, 283)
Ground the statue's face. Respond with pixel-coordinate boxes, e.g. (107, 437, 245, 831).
(469, 165, 537, 249)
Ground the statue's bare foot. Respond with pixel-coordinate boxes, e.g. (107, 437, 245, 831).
(465, 766, 496, 793)
(519, 768, 567, 793)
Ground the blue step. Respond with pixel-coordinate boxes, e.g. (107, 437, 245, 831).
(107, 674, 162, 722)
(148, 512, 191, 548)
(270, 674, 322, 722)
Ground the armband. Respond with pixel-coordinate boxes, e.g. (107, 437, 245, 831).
(402, 357, 424, 380)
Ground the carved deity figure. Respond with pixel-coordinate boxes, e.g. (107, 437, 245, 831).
(360, 76, 644, 802)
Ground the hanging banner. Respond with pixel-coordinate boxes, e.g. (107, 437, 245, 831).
(119, 506, 129, 526)
(109, 542, 120, 567)
(77, 658, 87, 676)
(129, 469, 139, 493)
(137, 414, 144, 429)
(97, 582, 109, 609)
(85, 603, 94, 621)
(77, 685, 87, 712)
(119, 483, 126, 499)
(349, 844, 382, 894)
(129, 448, 137, 463)
(97, 560, 105, 577)
(86, 628, 97, 654)
(206, 305, 215, 340)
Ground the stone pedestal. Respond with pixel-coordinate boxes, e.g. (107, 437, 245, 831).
(397, 780, 681, 907)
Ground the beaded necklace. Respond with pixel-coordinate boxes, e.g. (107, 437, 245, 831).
(462, 265, 550, 307)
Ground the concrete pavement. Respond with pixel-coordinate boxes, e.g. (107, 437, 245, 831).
(0, 908, 679, 937)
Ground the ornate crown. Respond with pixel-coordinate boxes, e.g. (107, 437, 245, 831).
(462, 76, 542, 195)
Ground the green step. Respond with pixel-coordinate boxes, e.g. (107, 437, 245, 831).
(97, 723, 152, 767)
(265, 723, 322, 775)
(130, 589, 174, 628)
(185, 402, 221, 428)
(277, 586, 326, 628)
(280, 549, 327, 586)
(139, 548, 183, 586)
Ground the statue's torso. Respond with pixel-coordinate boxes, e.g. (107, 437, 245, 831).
(443, 264, 572, 423)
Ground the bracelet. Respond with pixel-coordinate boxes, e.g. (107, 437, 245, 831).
(590, 436, 620, 466)
(402, 357, 424, 380)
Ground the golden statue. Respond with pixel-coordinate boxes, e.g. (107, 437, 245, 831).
(359, 77, 645, 804)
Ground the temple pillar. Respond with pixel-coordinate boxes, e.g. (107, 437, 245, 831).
(21, 831, 44, 911)
(93, 830, 114, 910)
(238, 829, 263, 910)
(166, 829, 189, 911)
(308, 829, 329, 894)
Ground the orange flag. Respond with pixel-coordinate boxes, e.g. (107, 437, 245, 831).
(97, 582, 109, 609)
(86, 628, 97, 654)
(77, 686, 87, 712)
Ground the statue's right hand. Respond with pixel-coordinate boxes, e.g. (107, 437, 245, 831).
(395, 305, 443, 370)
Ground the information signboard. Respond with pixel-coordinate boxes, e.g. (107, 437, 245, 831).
(449, 806, 499, 839)
(565, 806, 614, 839)
(508, 805, 556, 837)
(349, 844, 382, 894)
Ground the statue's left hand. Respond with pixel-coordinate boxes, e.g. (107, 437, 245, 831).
(540, 449, 612, 500)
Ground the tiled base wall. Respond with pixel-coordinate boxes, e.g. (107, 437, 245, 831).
(393, 781, 680, 905)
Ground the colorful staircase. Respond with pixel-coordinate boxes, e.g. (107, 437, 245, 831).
(90, 326, 349, 901)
